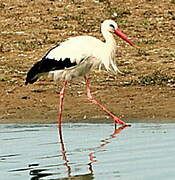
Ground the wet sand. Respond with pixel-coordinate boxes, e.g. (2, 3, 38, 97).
(0, 79, 175, 124)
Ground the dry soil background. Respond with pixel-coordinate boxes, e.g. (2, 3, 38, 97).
(0, 0, 175, 124)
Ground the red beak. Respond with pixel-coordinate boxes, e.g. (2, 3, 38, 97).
(114, 29, 135, 47)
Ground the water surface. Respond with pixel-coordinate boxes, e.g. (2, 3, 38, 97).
(0, 123, 175, 180)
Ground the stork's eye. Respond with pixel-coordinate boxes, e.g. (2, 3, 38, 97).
(109, 24, 115, 29)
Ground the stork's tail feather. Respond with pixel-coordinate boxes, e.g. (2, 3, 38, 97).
(25, 59, 55, 85)
(25, 58, 61, 85)
(25, 60, 44, 85)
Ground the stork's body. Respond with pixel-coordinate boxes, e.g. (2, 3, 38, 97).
(26, 20, 135, 127)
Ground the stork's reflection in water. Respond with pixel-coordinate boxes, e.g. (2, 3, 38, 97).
(30, 125, 128, 180)
(57, 125, 128, 179)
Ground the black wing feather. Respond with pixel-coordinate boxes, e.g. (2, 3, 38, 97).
(25, 57, 77, 85)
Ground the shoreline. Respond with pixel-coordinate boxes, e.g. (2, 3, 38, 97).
(1, 115, 175, 124)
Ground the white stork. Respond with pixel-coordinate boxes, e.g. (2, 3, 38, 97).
(25, 20, 135, 127)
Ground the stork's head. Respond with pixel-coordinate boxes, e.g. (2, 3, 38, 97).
(101, 20, 135, 47)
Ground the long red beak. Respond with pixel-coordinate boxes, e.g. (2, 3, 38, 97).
(114, 29, 135, 47)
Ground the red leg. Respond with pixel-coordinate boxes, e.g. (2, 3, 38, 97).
(85, 76, 129, 126)
(58, 81, 68, 129)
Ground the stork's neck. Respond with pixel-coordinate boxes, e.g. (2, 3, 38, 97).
(102, 31, 116, 52)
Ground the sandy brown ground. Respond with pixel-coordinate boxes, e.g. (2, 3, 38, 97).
(0, 0, 175, 124)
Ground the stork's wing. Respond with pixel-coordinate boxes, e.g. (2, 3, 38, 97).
(25, 36, 102, 84)
(25, 45, 92, 85)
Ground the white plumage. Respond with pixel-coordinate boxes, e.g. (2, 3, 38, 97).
(47, 35, 117, 81)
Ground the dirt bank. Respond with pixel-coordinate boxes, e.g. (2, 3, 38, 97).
(0, 0, 175, 123)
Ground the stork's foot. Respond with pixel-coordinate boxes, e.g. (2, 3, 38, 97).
(113, 117, 130, 127)
(114, 122, 131, 130)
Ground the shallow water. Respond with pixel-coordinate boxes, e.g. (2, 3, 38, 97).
(1, 123, 175, 180)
